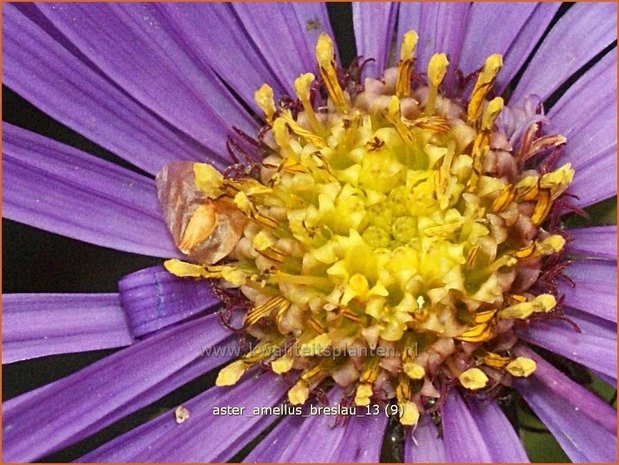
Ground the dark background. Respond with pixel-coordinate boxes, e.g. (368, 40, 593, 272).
(2, 2, 615, 462)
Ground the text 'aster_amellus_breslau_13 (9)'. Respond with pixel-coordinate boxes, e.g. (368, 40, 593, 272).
(2, 2, 617, 463)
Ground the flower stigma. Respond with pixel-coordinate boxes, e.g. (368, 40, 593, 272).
(157, 31, 574, 427)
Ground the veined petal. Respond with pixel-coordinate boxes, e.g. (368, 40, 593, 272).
(159, 3, 288, 112)
(548, 50, 616, 156)
(467, 400, 529, 462)
(81, 373, 287, 462)
(2, 314, 232, 462)
(2, 4, 214, 176)
(518, 308, 617, 380)
(232, 3, 334, 94)
(38, 2, 256, 155)
(404, 416, 446, 463)
(245, 391, 387, 462)
(459, 3, 538, 76)
(514, 346, 617, 462)
(353, 2, 398, 78)
(567, 225, 617, 260)
(511, 2, 617, 103)
(118, 265, 220, 337)
(397, 2, 469, 92)
(3, 294, 132, 364)
(560, 259, 617, 322)
(493, 3, 561, 94)
(441, 391, 494, 462)
(2, 124, 179, 258)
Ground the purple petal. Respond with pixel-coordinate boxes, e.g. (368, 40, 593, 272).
(560, 259, 617, 322)
(459, 3, 538, 75)
(2, 4, 215, 176)
(231, 3, 333, 94)
(495, 3, 562, 94)
(514, 346, 617, 462)
(2, 314, 232, 462)
(467, 400, 529, 462)
(38, 3, 255, 157)
(404, 416, 446, 463)
(518, 308, 617, 380)
(567, 225, 617, 260)
(547, 50, 617, 207)
(159, 3, 289, 111)
(511, 3, 617, 104)
(3, 294, 132, 364)
(3, 123, 179, 258)
(118, 265, 220, 337)
(82, 373, 287, 462)
(397, 3, 470, 93)
(246, 391, 386, 463)
(441, 391, 494, 462)
(353, 2, 399, 78)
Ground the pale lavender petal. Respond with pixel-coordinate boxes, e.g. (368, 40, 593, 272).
(231, 3, 333, 94)
(2, 4, 215, 176)
(38, 3, 255, 156)
(566, 147, 616, 207)
(2, 123, 179, 258)
(514, 346, 617, 462)
(82, 373, 287, 462)
(441, 391, 494, 462)
(2, 314, 232, 462)
(159, 3, 288, 111)
(397, 3, 470, 92)
(353, 2, 398, 78)
(118, 265, 220, 337)
(459, 3, 538, 75)
(404, 416, 446, 463)
(511, 3, 617, 103)
(246, 392, 386, 463)
(518, 308, 617, 380)
(467, 400, 529, 462)
(560, 259, 617, 322)
(3, 294, 132, 364)
(496, 3, 562, 94)
(567, 226, 617, 260)
(548, 50, 616, 154)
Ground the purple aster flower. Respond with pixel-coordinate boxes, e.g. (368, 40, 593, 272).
(3, 2, 617, 463)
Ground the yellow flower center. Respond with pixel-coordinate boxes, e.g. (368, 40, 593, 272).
(157, 32, 573, 425)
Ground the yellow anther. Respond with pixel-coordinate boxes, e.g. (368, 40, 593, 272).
(164, 259, 211, 278)
(468, 54, 503, 123)
(506, 357, 537, 377)
(481, 97, 504, 131)
(271, 354, 294, 374)
(385, 96, 415, 144)
(220, 266, 245, 287)
(233, 191, 252, 214)
(498, 294, 556, 320)
(279, 111, 326, 147)
(536, 235, 566, 255)
(299, 333, 330, 356)
(288, 380, 310, 405)
(294, 73, 323, 133)
(458, 367, 489, 390)
(193, 163, 224, 198)
(354, 382, 374, 406)
(254, 83, 276, 124)
(403, 362, 426, 380)
(483, 352, 510, 368)
(396, 30, 419, 97)
(252, 230, 277, 251)
(216, 360, 248, 386)
(425, 53, 449, 114)
(316, 33, 349, 112)
(540, 163, 574, 199)
(399, 401, 420, 426)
